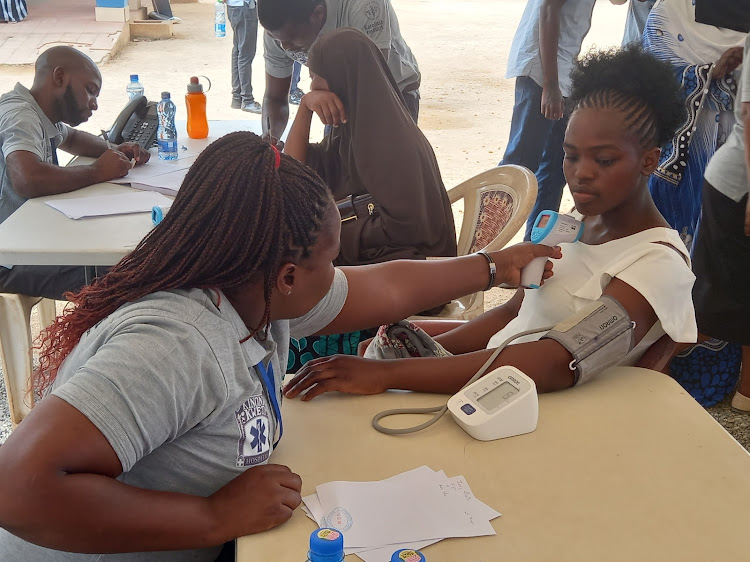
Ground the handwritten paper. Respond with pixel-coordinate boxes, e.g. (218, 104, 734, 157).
(302, 466, 501, 560)
(110, 154, 199, 195)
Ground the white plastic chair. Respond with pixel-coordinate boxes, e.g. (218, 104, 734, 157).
(0, 294, 56, 428)
(412, 165, 537, 321)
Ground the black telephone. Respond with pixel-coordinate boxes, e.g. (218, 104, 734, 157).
(108, 95, 159, 149)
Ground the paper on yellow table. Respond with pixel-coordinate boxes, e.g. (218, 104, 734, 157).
(45, 191, 173, 220)
(312, 466, 499, 550)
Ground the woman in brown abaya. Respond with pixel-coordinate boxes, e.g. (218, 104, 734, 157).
(284, 27, 457, 266)
(283, 28, 457, 371)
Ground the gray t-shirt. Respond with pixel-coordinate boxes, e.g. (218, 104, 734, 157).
(0, 82, 70, 223)
(263, 0, 420, 93)
(705, 34, 750, 202)
(0, 269, 348, 561)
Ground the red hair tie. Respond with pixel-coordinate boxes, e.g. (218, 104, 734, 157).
(270, 144, 281, 169)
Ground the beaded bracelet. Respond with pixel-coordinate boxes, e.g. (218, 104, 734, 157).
(477, 250, 496, 291)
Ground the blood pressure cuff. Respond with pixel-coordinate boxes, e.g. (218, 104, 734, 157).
(542, 295, 635, 386)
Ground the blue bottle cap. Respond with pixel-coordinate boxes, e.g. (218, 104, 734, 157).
(161, 91, 171, 100)
(130, 74, 139, 81)
(391, 548, 426, 562)
(151, 205, 164, 225)
(309, 528, 344, 561)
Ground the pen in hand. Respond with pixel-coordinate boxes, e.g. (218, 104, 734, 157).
(102, 129, 136, 168)
(101, 129, 113, 150)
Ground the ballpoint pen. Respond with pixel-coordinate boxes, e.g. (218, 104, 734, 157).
(102, 129, 136, 167)
(101, 129, 113, 149)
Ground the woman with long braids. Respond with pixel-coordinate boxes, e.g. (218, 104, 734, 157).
(0, 132, 556, 560)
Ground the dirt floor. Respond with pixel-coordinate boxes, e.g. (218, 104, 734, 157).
(0, 0, 748, 447)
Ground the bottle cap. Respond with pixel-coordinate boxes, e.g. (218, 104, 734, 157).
(390, 549, 426, 562)
(161, 91, 171, 100)
(130, 74, 139, 82)
(309, 528, 344, 560)
(187, 76, 203, 93)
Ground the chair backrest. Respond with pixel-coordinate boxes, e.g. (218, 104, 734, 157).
(448, 165, 538, 256)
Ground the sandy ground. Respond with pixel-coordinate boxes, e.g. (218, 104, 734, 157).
(0, 0, 747, 447)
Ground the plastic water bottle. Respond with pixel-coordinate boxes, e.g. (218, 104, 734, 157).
(126, 74, 144, 101)
(157, 91, 178, 161)
(306, 528, 344, 562)
(214, 0, 226, 38)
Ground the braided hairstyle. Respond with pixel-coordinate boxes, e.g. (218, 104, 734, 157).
(569, 45, 686, 149)
(36, 132, 333, 391)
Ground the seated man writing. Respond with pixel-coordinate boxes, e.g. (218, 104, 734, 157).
(0, 46, 149, 300)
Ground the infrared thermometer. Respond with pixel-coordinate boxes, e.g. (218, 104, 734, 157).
(520, 210, 583, 289)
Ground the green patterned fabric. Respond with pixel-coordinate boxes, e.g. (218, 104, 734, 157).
(287, 330, 377, 373)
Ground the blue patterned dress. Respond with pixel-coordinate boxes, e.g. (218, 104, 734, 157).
(0, 0, 27, 22)
(643, 0, 742, 249)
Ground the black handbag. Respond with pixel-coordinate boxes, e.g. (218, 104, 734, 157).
(335, 194, 379, 223)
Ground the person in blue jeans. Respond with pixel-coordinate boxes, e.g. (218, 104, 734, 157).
(617, 0, 654, 46)
(289, 61, 304, 105)
(227, 0, 262, 114)
(500, 0, 596, 240)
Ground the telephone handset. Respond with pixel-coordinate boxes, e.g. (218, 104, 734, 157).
(108, 95, 159, 149)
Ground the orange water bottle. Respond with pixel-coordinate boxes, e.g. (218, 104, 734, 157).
(186, 76, 208, 139)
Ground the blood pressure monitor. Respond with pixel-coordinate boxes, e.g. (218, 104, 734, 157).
(447, 366, 538, 441)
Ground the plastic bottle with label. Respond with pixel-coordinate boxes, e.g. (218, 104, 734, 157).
(306, 528, 344, 562)
(126, 74, 144, 101)
(156, 91, 178, 161)
(391, 548, 426, 562)
(186, 76, 208, 139)
(214, 0, 226, 37)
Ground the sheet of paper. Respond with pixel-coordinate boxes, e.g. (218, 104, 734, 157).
(110, 154, 198, 193)
(45, 192, 173, 220)
(302, 493, 325, 526)
(315, 466, 496, 548)
(129, 166, 189, 194)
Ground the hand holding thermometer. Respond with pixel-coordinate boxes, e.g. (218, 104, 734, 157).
(520, 210, 583, 289)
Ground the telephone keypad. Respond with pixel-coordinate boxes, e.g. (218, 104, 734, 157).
(125, 119, 158, 149)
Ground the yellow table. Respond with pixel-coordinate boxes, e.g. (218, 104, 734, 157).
(237, 367, 750, 561)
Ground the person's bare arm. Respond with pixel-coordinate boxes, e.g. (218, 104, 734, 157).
(285, 277, 659, 399)
(434, 289, 526, 354)
(262, 73, 292, 146)
(713, 46, 743, 79)
(6, 149, 133, 198)
(0, 396, 301, 553)
(285, 91, 347, 162)
(58, 128, 108, 157)
(283, 103, 313, 163)
(320, 244, 560, 335)
(539, 0, 566, 120)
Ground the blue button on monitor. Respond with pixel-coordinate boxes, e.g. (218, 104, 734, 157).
(461, 404, 476, 415)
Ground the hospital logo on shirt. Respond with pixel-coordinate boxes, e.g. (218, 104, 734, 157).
(235, 394, 272, 467)
(364, 1, 380, 20)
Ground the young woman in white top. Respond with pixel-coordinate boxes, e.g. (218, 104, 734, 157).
(284, 45, 698, 400)
(0, 133, 557, 560)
